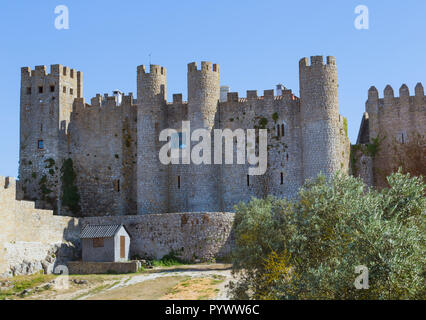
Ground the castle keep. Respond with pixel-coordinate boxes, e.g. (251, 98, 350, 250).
(19, 56, 350, 217)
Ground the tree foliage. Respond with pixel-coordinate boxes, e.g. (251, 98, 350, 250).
(229, 170, 425, 300)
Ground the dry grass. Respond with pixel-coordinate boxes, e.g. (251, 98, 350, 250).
(161, 276, 225, 300)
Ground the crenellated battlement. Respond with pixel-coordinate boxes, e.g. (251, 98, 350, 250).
(137, 64, 166, 76)
(187, 61, 219, 73)
(0, 176, 16, 190)
(21, 64, 82, 81)
(299, 55, 337, 69)
(367, 83, 425, 108)
(73, 92, 136, 112)
(223, 89, 299, 103)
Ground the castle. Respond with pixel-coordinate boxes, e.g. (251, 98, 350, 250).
(3, 54, 423, 276)
(19, 56, 350, 217)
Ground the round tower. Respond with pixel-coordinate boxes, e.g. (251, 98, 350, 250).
(187, 61, 220, 129)
(299, 55, 341, 181)
(136, 64, 168, 214)
(186, 61, 221, 212)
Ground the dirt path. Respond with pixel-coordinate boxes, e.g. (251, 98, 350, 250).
(19, 263, 233, 300)
(82, 264, 233, 300)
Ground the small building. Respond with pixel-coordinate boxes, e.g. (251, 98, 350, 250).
(80, 224, 131, 262)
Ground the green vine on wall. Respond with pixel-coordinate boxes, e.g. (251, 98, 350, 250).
(60, 158, 81, 215)
(350, 136, 383, 176)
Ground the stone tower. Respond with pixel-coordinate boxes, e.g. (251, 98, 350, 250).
(299, 56, 341, 181)
(186, 62, 221, 211)
(19, 65, 82, 211)
(137, 64, 168, 214)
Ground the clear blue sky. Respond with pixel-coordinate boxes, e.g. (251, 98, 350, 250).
(1, 0, 425, 178)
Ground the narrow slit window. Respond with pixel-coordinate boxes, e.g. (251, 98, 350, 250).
(70, 88, 73, 95)
(286, 153, 289, 162)
(63, 86, 66, 93)
(38, 86, 43, 94)
(50, 85, 55, 92)
(277, 125, 280, 136)
(280, 172, 284, 185)
(114, 179, 120, 192)
(247, 175, 250, 186)
(281, 124, 285, 136)
(177, 176, 181, 189)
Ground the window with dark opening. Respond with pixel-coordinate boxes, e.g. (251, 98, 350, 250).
(281, 124, 285, 136)
(50, 85, 55, 92)
(38, 86, 43, 94)
(114, 179, 120, 192)
(70, 88, 73, 95)
(93, 238, 104, 248)
(286, 153, 289, 162)
(63, 86, 66, 93)
(280, 172, 284, 185)
(26, 87, 31, 95)
(276, 125, 280, 136)
(37, 140, 44, 149)
(177, 176, 181, 189)
(247, 175, 250, 186)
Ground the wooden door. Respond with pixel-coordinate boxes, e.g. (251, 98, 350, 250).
(120, 236, 125, 258)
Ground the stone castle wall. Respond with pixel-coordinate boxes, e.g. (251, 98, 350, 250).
(0, 176, 80, 277)
(81, 212, 234, 262)
(68, 94, 138, 216)
(355, 83, 426, 187)
(0, 175, 236, 276)
(19, 56, 351, 217)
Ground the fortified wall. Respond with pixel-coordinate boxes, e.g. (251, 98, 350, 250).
(0, 176, 80, 277)
(18, 56, 350, 217)
(354, 83, 425, 187)
(0, 175, 235, 277)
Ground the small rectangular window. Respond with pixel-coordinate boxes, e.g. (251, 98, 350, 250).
(280, 172, 284, 185)
(38, 86, 43, 94)
(114, 179, 120, 192)
(50, 85, 55, 92)
(26, 87, 31, 95)
(63, 86, 66, 93)
(70, 88, 74, 95)
(63, 67, 67, 76)
(281, 124, 285, 136)
(37, 140, 44, 149)
(247, 175, 250, 186)
(93, 238, 104, 248)
(177, 176, 181, 189)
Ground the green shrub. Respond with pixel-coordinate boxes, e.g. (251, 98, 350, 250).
(229, 170, 426, 300)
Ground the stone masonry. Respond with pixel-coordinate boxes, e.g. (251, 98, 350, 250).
(19, 56, 350, 217)
(354, 84, 425, 187)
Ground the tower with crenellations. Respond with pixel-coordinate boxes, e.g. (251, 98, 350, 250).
(18, 55, 351, 217)
(355, 82, 426, 188)
(19, 65, 82, 212)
